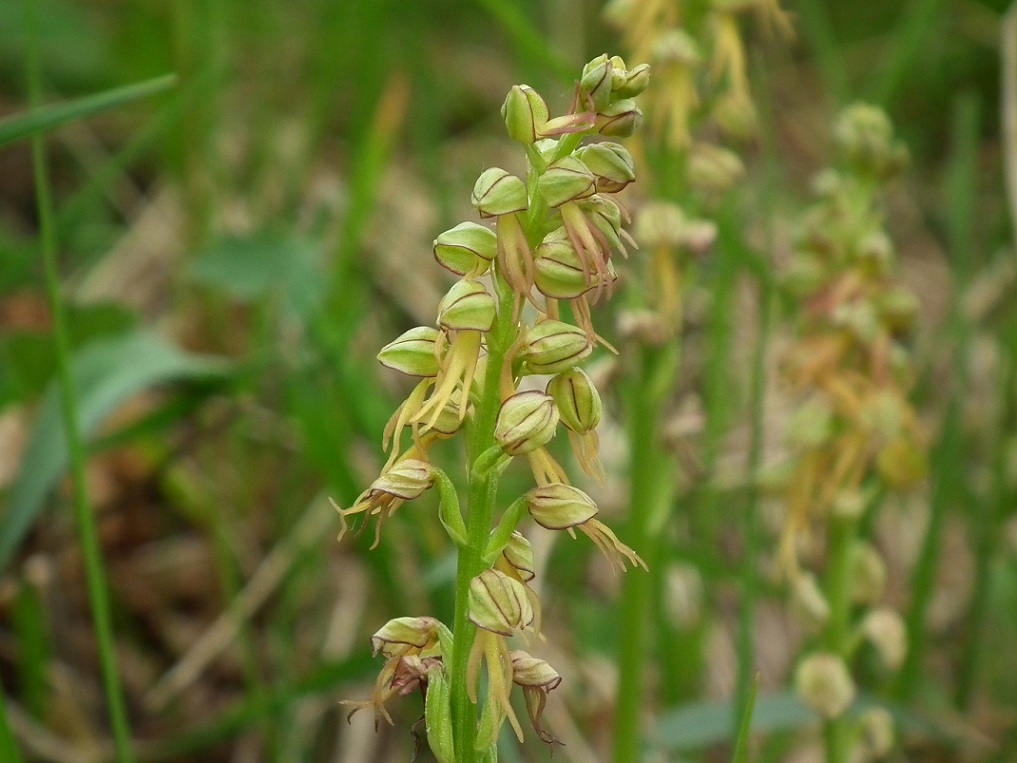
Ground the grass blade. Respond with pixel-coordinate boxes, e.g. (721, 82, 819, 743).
(0, 73, 176, 147)
(732, 674, 760, 763)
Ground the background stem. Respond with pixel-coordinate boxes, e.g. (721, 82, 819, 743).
(614, 343, 677, 763)
(25, 0, 136, 758)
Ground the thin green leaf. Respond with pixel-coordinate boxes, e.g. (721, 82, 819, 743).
(0, 73, 176, 147)
(732, 674, 759, 763)
(0, 330, 230, 571)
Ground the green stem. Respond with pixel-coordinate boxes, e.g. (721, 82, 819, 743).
(614, 344, 675, 763)
(0, 677, 22, 763)
(823, 515, 858, 763)
(734, 266, 773, 734)
(448, 273, 518, 763)
(25, 0, 136, 759)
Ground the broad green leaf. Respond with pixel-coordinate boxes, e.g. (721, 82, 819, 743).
(651, 690, 814, 752)
(0, 330, 230, 571)
(188, 231, 325, 320)
(0, 73, 176, 148)
(651, 690, 969, 752)
(0, 302, 136, 410)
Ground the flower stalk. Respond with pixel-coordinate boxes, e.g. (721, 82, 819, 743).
(781, 104, 924, 763)
(337, 56, 648, 762)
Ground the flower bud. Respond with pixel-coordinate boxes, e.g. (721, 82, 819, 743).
(371, 615, 442, 657)
(538, 156, 597, 208)
(468, 568, 534, 636)
(833, 103, 909, 179)
(502, 84, 550, 143)
(595, 98, 643, 137)
(511, 651, 561, 691)
(861, 607, 907, 670)
(635, 201, 686, 249)
(879, 286, 919, 333)
(575, 142, 636, 193)
(525, 483, 598, 530)
(858, 230, 893, 271)
(502, 531, 535, 581)
(795, 652, 856, 719)
(521, 319, 593, 375)
(831, 301, 879, 343)
(377, 326, 441, 377)
(653, 28, 700, 68)
(712, 91, 758, 139)
(472, 168, 528, 218)
(790, 571, 830, 633)
(433, 221, 496, 276)
(857, 707, 895, 759)
(876, 436, 927, 490)
(534, 231, 591, 299)
(617, 308, 671, 346)
(580, 195, 631, 254)
(610, 59, 650, 98)
(785, 395, 834, 448)
(495, 390, 559, 455)
(370, 459, 436, 502)
(664, 562, 704, 630)
(580, 54, 614, 111)
(534, 229, 616, 299)
(510, 650, 562, 745)
(687, 142, 745, 194)
(849, 541, 887, 605)
(831, 488, 871, 520)
(547, 368, 601, 434)
(437, 279, 496, 332)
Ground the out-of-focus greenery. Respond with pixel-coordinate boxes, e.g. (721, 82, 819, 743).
(0, 0, 1015, 761)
